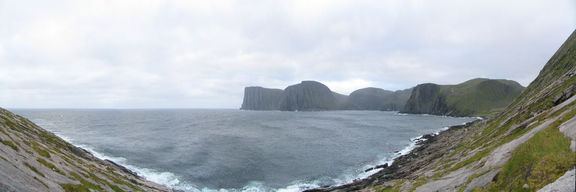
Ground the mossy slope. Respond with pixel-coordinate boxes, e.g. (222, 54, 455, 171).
(313, 29, 576, 192)
(397, 29, 576, 192)
(0, 108, 172, 192)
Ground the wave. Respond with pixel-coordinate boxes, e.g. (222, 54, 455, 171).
(44, 122, 458, 192)
(65, 131, 440, 192)
(69, 142, 400, 192)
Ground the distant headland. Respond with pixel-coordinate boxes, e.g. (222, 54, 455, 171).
(241, 78, 525, 117)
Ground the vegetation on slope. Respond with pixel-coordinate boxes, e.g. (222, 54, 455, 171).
(396, 29, 575, 192)
(401, 78, 525, 117)
(485, 109, 575, 191)
(313, 30, 576, 192)
(0, 107, 171, 191)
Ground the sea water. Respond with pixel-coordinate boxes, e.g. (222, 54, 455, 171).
(12, 109, 475, 192)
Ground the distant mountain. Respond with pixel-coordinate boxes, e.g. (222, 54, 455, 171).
(400, 78, 525, 117)
(346, 87, 413, 111)
(276, 81, 340, 111)
(240, 81, 413, 111)
(240, 87, 283, 110)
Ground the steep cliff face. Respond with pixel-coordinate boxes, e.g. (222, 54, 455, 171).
(400, 84, 447, 115)
(276, 81, 339, 111)
(314, 29, 576, 192)
(240, 87, 283, 110)
(240, 82, 413, 111)
(400, 79, 525, 117)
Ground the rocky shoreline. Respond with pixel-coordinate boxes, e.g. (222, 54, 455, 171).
(307, 29, 576, 192)
(305, 119, 483, 192)
(0, 108, 173, 192)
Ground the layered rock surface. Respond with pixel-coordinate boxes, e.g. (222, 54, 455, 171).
(0, 108, 172, 192)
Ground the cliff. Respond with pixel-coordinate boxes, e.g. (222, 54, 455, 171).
(311, 29, 576, 192)
(400, 78, 525, 117)
(240, 86, 283, 110)
(241, 82, 413, 111)
(0, 108, 172, 192)
(346, 88, 412, 111)
(276, 81, 340, 111)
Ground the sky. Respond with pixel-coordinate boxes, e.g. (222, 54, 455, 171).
(0, 0, 575, 109)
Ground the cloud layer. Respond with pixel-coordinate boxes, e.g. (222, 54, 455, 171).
(1, 0, 575, 108)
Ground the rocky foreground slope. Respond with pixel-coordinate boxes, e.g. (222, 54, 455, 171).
(312, 29, 576, 192)
(0, 108, 172, 191)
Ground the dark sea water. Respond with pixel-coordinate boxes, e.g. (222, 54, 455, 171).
(11, 109, 475, 192)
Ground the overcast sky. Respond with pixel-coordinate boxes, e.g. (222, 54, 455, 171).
(0, 0, 575, 108)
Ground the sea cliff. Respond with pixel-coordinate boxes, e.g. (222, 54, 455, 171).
(400, 78, 525, 117)
(276, 81, 341, 111)
(240, 86, 283, 110)
(240, 81, 414, 111)
(310, 29, 576, 192)
(241, 79, 522, 114)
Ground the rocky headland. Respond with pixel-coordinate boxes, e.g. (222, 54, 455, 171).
(400, 78, 525, 117)
(240, 80, 414, 111)
(308, 29, 576, 192)
(240, 86, 283, 110)
(241, 81, 416, 111)
(240, 78, 523, 114)
(276, 81, 342, 111)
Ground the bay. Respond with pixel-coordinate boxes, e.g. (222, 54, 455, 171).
(12, 109, 475, 192)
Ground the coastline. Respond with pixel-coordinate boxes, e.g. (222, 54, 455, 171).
(0, 107, 173, 191)
(305, 118, 483, 192)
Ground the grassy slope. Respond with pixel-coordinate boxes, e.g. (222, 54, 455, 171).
(0, 108, 171, 192)
(370, 29, 576, 192)
(440, 78, 525, 117)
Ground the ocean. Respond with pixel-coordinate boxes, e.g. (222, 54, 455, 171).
(11, 109, 475, 192)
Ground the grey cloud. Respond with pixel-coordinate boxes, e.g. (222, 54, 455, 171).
(0, 0, 574, 108)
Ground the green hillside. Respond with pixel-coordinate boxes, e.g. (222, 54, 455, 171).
(401, 78, 525, 117)
(442, 78, 526, 116)
(312, 29, 576, 192)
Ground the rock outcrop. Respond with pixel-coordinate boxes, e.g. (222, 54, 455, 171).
(0, 108, 172, 192)
(240, 87, 283, 110)
(400, 78, 525, 117)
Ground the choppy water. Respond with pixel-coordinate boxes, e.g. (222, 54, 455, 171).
(12, 109, 475, 192)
